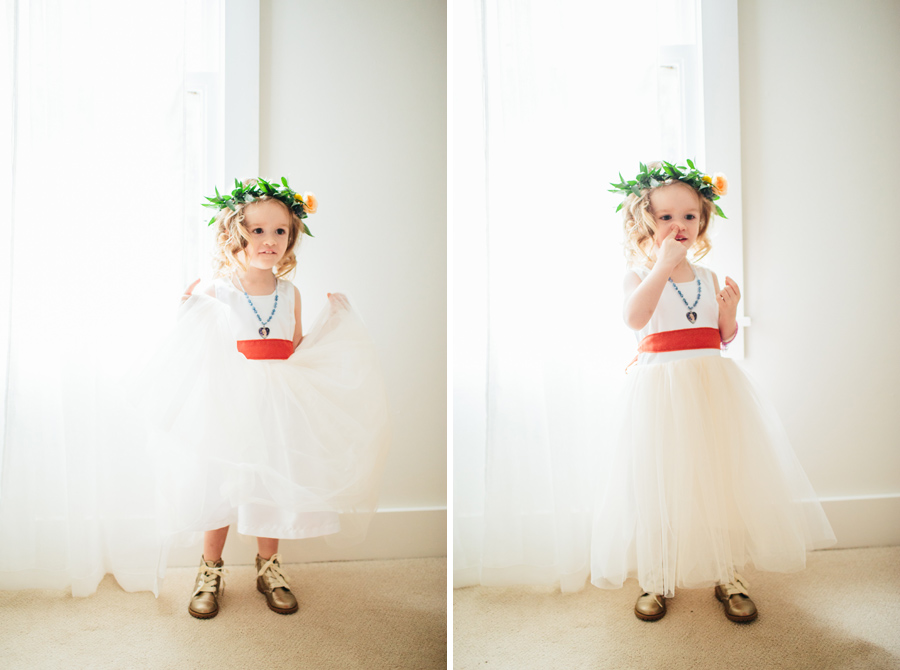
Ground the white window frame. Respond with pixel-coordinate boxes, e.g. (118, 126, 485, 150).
(657, 0, 746, 357)
(183, 0, 259, 283)
(698, 0, 748, 357)
(658, 45, 705, 162)
(221, 0, 259, 182)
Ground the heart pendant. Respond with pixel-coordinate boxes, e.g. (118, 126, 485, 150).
(259, 326, 270, 339)
(686, 312, 697, 323)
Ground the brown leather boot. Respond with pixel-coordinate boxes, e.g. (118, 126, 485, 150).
(188, 556, 226, 619)
(256, 553, 298, 615)
(715, 573, 758, 623)
(634, 592, 666, 621)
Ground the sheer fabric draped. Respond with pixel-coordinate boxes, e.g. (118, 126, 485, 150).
(453, 0, 667, 591)
(0, 0, 186, 596)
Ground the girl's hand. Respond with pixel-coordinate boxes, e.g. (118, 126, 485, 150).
(327, 292, 350, 311)
(181, 278, 201, 303)
(656, 227, 687, 272)
(717, 276, 741, 319)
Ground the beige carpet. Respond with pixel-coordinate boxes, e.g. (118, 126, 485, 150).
(0, 557, 446, 670)
(454, 547, 900, 670)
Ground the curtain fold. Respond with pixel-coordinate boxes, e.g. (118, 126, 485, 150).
(454, 0, 667, 592)
(0, 0, 187, 596)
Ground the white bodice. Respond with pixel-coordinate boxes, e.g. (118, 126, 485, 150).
(214, 277, 296, 341)
(634, 264, 721, 365)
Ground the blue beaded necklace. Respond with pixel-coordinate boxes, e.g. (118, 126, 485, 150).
(667, 275, 701, 323)
(235, 276, 278, 339)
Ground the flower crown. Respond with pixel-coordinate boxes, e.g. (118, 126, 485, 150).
(609, 160, 727, 219)
(203, 177, 317, 237)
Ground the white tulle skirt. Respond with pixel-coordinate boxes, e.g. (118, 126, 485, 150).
(131, 293, 391, 554)
(590, 353, 834, 598)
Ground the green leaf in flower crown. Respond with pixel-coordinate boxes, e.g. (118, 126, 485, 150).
(715, 204, 726, 219)
(630, 183, 641, 197)
(616, 202, 624, 212)
(281, 177, 289, 187)
(302, 222, 314, 237)
(687, 158, 695, 169)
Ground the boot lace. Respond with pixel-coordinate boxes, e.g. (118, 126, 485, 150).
(258, 553, 292, 591)
(719, 572, 750, 598)
(192, 562, 227, 598)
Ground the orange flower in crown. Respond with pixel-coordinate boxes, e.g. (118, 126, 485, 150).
(293, 192, 318, 215)
(712, 173, 728, 197)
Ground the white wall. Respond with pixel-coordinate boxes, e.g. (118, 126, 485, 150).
(258, 0, 447, 560)
(737, 0, 900, 546)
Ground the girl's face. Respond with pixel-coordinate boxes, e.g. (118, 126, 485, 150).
(241, 199, 292, 271)
(648, 182, 702, 250)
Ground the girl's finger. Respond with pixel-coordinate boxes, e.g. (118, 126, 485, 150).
(656, 227, 676, 247)
(182, 278, 201, 301)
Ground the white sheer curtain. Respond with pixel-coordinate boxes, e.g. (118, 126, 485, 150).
(0, 0, 187, 596)
(453, 0, 672, 591)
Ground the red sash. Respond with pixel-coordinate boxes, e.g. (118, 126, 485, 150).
(638, 327, 721, 354)
(236, 339, 294, 360)
(627, 327, 721, 372)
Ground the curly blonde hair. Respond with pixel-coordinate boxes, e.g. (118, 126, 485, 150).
(211, 197, 304, 279)
(621, 178, 714, 269)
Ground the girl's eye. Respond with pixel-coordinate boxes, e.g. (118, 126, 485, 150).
(252, 228, 263, 234)
(685, 214, 695, 220)
(277, 228, 286, 235)
(660, 215, 672, 221)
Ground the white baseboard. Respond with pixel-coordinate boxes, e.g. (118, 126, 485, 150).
(818, 495, 900, 550)
(168, 507, 447, 567)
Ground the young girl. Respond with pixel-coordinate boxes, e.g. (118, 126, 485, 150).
(136, 178, 390, 619)
(591, 162, 834, 622)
